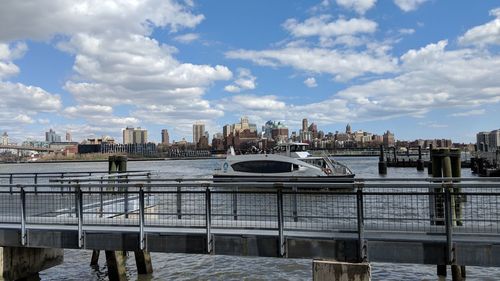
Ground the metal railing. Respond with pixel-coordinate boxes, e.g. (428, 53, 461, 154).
(0, 177, 500, 261)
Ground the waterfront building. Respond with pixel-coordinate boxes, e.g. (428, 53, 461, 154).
(308, 123, 318, 139)
(223, 124, 231, 138)
(193, 122, 205, 146)
(476, 131, 490, 152)
(161, 129, 170, 145)
(123, 127, 148, 144)
(262, 120, 274, 140)
(488, 129, 500, 152)
(45, 129, 61, 143)
(65, 131, 72, 142)
(1, 132, 8, 145)
(383, 130, 395, 147)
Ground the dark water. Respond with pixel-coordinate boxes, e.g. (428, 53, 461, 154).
(1, 157, 498, 280)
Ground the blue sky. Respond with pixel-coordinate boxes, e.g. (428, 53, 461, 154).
(0, 0, 499, 144)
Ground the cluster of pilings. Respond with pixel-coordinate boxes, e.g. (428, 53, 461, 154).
(89, 155, 153, 281)
(471, 150, 500, 177)
(378, 145, 425, 174)
(431, 148, 466, 281)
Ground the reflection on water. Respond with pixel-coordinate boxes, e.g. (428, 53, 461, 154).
(2, 157, 497, 280)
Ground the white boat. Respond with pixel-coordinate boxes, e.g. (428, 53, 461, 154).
(213, 142, 354, 181)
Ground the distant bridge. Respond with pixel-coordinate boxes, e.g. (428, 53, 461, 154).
(0, 145, 55, 152)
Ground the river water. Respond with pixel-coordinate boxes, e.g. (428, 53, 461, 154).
(1, 157, 498, 280)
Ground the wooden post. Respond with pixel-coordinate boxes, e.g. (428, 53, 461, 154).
(432, 148, 446, 278)
(90, 250, 100, 266)
(105, 251, 127, 281)
(428, 144, 433, 175)
(417, 146, 425, 171)
(378, 145, 387, 175)
(134, 250, 153, 275)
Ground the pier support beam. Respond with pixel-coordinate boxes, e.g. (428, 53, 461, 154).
(0, 247, 63, 281)
(313, 260, 370, 281)
(105, 251, 127, 281)
(134, 250, 153, 274)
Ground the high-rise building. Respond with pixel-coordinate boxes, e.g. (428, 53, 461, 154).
(383, 130, 395, 147)
(45, 129, 61, 143)
(488, 130, 500, 152)
(346, 123, 352, 134)
(123, 127, 148, 144)
(1, 132, 8, 145)
(193, 122, 205, 145)
(161, 129, 170, 145)
(65, 131, 72, 142)
(302, 118, 308, 132)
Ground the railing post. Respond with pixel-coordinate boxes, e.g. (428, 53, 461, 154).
(277, 188, 285, 257)
(205, 187, 212, 254)
(99, 176, 104, 218)
(9, 174, 13, 194)
(444, 185, 453, 264)
(76, 185, 84, 248)
(34, 173, 38, 194)
(292, 186, 298, 222)
(177, 186, 182, 219)
(20, 185, 27, 246)
(139, 186, 145, 250)
(356, 185, 367, 263)
(232, 187, 238, 221)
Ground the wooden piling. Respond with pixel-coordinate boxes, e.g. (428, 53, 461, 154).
(90, 250, 100, 266)
(134, 250, 153, 274)
(428, 144, 433, 175)
(417, 146, 425, 171)
(378, 145, 387, 175)
(105, 251, 127, 281)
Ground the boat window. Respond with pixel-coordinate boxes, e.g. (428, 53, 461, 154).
(231, 161, 293, 173)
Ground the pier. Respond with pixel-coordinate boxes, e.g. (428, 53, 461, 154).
(0, 173, 499, 280)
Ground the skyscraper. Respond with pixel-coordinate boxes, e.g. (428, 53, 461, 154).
(123, 127, 148, 144)
(193, 122, 205, 145)
(346, 123, 352, 134)
(65, 131, 72, 142)
(302, 118, 308, 132)
(45, 129, 61, 143)
(1, 132, 8, 145)
(161, 129, 170, 145)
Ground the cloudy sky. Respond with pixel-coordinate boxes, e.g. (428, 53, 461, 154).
(1, 0, 499, 143)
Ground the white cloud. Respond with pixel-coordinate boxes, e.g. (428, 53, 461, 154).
(63, 105, 114, 118)
(174, 33, 200, 43)
(0, 0, 205, 41)
(398, 28, 415, 35)
(393, 0, 428, 12)
(224, 68, 257, 93)
(0, 82, 61, 128)
(336, 40, 500, 120)
(304, 77, 318, 88)
(450, 109, 486, 117)
(0, 42, 27, 79)
(283, 15, 377, 38)
(226, 46, 397, 81)
(231, 95, 286, 111)
(459, 8, 500, 47)
(336, 0, 377, 14)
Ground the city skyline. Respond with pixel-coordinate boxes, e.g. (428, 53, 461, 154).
(1, 1, 500, 143)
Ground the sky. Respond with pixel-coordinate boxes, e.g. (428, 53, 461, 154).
(1, 0, 500, 144)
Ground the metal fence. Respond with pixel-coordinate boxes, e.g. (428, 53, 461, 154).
(0, 176, 499, 255)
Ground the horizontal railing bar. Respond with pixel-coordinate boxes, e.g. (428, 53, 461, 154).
(41, 177, 500, 183)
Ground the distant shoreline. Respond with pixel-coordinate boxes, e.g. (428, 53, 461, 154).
(0, 156, 224, 164)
